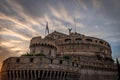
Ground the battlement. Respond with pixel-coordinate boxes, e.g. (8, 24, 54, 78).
(29, 31, 112, 59)
(2, 56, 116, 72)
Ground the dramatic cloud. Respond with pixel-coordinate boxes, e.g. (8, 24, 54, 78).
(0, 0, 120, 71)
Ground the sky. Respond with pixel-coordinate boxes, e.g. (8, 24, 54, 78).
(0, 0, 120, 70)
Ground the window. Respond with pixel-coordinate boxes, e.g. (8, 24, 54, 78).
(75, 38, 82, 43)
(95, 40, 97, 43)
(16, 59, 20, 63)
(99, 41, 103, 44)
(72, 62, 74, 66)
(59, 60, 63, 64)
(65, 38, 71, 43)
(30, 58, 34, 62)
(50, 59, 53, 64)
(86, 39, 92, 42)
(76, 63, 78, 67)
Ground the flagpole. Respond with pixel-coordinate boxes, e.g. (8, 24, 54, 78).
(45, 22, 49, 36)
(74, 17, 76, 33)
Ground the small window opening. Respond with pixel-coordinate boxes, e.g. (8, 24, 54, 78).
(65, 38, 71, 43)
(30, 58, 34, 62)
(50, 59, 53, 64)
(86, 39, 92, 42)
(59, 60, 63, 64)
(72, 62, 74, 66)
(16, 59, 20, 63)
(75, 38, 82, 43)
(95, 40, 97, 43)
(99, 41, 103, 44)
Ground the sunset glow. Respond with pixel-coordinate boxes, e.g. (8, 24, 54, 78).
(0, 0, 120, 71)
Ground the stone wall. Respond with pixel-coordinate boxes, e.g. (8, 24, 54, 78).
(1, 56, 80, 80)
(29, 31, 112, 59)
(1, 31, 118, 80)
(57, 35, 112, 58)
(1, 56, 117, 80)
(79, 69, 117, 80)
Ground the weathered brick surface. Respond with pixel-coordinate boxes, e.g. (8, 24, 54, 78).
(1, 31, 117, 80)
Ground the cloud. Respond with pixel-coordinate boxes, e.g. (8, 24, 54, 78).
(14, 0, 49, 18)
(0, 46, 20, 71)
(100, 0, 120, 21)
(91, 0, 103, 10)
(0, 0, 120, 71)
(1, 28, 30, 40)
(76, 0, 88, 11)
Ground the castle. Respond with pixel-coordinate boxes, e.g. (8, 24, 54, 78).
(1, 30, 117, 80)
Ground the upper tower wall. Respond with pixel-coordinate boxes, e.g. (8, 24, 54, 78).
(29, 31, 112, 59)
(30, 36, 57, 57)
(56, 32, 111, 58)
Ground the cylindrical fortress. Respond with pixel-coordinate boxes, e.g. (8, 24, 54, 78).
(1, 57, 80, 80)
(56, 33, 112, 58)
(30, 36, 57, 57)
(29, 32, 112, 59)
(1, 31, 117, 80)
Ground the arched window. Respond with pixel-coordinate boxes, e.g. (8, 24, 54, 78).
(75, 38, 82, 43)
(95, 40, 97, 43)
(107, 44, 110, 47)
(99, 41, 103, 44)
(65, 38, 71, 43)
(86, 39, 92, 42)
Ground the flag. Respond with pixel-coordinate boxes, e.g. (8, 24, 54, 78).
(45, 22, 49, 35)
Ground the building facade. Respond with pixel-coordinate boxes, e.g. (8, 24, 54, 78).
(1, 31, 117, 80)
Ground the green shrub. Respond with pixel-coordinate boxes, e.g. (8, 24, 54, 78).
(21, 53, 34, 56)
(63, 55, 70, 59)
(21, 52, 45, 57)
(21, 52, 34, 56)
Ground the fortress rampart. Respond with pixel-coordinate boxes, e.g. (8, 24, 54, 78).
(1, 31, 118, 80)
(1, 56, 117, 80)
